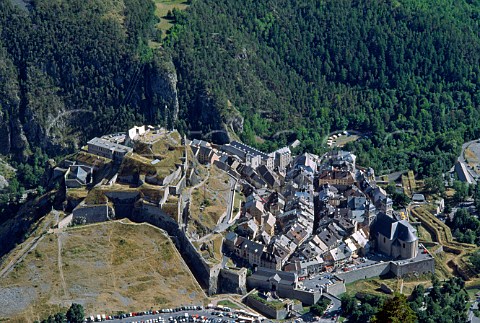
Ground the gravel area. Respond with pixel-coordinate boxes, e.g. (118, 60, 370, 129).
(0, 287, 36, 316)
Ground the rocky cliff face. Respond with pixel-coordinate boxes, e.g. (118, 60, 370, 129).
(143, 54, 180, 125)
(193, 91, 244, 144)
(0, 50, 181, 163)
(0, 48, 22, 157)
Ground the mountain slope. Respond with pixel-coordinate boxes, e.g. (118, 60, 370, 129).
(0, 0, 180, 201)
(167, 0, 480, 175)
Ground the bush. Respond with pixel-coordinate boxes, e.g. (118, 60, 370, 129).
(311, 297, 331, 316)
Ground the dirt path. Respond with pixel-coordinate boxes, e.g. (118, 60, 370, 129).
(57, 232, 69, 298)
(107, 226, 118, 290)
(0, 212, 57, 279)
(0, 235, 45, 279)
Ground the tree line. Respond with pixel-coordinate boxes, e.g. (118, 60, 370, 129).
(341, 276, 468, 322)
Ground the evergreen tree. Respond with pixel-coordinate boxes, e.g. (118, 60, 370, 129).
(373, 293, 417, 323)
(66, 303, 84, 323)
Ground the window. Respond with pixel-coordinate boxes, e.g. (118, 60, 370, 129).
(384, 237, 386, 243)
(403, 243, 406, 248)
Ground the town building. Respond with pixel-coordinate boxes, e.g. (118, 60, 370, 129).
(126, 125, 146, 146)
(372, 212, 419, 259)
(273, 147, 292, 171)
(87, 137, 133, 163)
(221, 141, 274, 169)
(65, 164, 93, 188)
(318, 169, 355, 187)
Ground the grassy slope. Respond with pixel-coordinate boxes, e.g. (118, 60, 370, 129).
(154, 0, 189, 38)
(189, 165, 230, 236)
(0, 221, 206, 322)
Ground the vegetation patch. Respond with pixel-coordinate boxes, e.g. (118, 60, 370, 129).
(249, 292, 285, 310)
(217, 299, 239, 309)
(153, 0, 189, 38)
(0, 221, 206, 322)
(188, 165, 230, 236)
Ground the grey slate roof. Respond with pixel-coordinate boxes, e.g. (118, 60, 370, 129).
(251, 267, 297, 286)
(68, 165, 91, 184)
(396, 221, 418, 242)
(88, 137, 133, 154)
(373, 213, 418, 243)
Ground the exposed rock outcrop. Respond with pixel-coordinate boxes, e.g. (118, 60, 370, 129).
(143, 53, 180, 126)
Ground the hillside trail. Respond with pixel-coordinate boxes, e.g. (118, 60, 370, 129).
(107, 226, 118, 290)
(0, 235, 45, 278)
(57, 232, 69, 299)
(0, 213, 55, 279)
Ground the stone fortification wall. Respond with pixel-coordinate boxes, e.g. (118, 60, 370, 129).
(128, 201, 220, 295)
(335, 262, 391, 284)
(218, 268, 247, 295)
(291, 289, 321, 306)
(246, 275, 270, 291)
(326, 281, 347, 296)
(247, 275, 319, 306)
(169, 176, 186, 196)
(335, 257, 435, 284)
(105, 191, 140, 217)
(65, 179, 82, 188)
(72, 204, 113, 224)
(245, 296, 287, 320)
(390, 257, 435, 277)
(163, 166, 182, 186)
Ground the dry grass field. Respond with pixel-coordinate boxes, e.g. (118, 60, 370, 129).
(346, 276, 433, 297)
(0, 221, 206, 322)
(153, 0, 189, 38)
(189, 166, 230, 236)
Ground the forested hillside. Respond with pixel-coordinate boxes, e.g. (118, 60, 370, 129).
(167, 0, 480, 176)
(0, 0, 179, 199)
(2, 0, 480, 213)
(0, 0, 186, 224)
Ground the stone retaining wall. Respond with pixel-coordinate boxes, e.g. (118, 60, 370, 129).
(218, 268, 247, 295)
(245, 296, 287, 320)
(335, 262, 391, 284)
(129, 201, 221, 295)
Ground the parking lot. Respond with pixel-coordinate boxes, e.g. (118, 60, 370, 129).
(302, 273, 336, 292)
(88, 306, 263, 323)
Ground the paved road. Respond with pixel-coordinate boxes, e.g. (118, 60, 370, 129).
(321, 294, 341, 322)
(470, 300, 480, 323)
(106, 310, 207, 323)
(299, 294, 341, 323)
(458, 139, 480, 179)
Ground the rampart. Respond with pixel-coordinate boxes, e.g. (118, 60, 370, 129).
(335, 256, 435, 284)
(325, 280, 347, 296)
(218, 268, 247, 295)
(335, 262, 391, 284)
(245, 296, 288, 320)
(390, 256, 435, 277)
(72, 204, 113, 224)
(128, 201, 221, 295)
(291, 289, 321, 305)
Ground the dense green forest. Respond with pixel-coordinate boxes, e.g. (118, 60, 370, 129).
(0, 0, 159, 150)
(166, 0, 480, 176)
(0, 0, 180, 221)
(0, 1, 177, 190)
(341, 277, 468, 322)
(2, 0, 480, 206)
